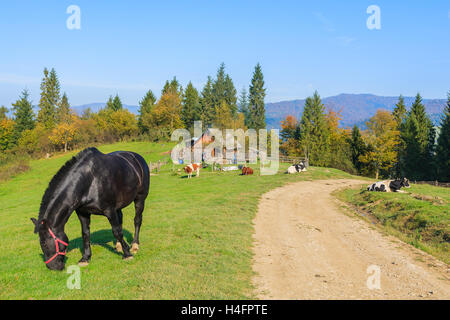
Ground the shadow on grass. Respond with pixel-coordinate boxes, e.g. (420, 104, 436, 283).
(68, 229, 134, 256)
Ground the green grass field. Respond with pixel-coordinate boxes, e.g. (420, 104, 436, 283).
(336, 184, 450, 264)
(0, 141, 356, 300)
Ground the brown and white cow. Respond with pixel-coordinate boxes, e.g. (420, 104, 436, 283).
(241, 166, 254, 176)
(184, 163, 202, 178)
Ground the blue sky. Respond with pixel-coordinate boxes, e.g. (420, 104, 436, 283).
(0, 0, 449, 107)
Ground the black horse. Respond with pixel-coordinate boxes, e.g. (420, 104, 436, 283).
(31, 147, 150, 270)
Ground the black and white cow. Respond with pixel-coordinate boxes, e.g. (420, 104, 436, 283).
(367, 178, 410, 193)
(287, 163, 307, 174)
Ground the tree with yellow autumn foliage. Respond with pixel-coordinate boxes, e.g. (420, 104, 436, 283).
(142, 91, 183, 140)
(359, 109, 400, 179)
(280, 115, 301, 156)
(49, 114, 78, 152)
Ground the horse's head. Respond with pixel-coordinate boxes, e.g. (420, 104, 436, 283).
(31, 218, 68, 271)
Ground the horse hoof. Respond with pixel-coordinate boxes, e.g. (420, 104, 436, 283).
(116, 242, 123, 253)
(78, 261, 89, 267)
(131, 243, 139, 254)
(123, 255, 134, 261)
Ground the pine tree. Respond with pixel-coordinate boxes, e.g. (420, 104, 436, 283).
(105, 94, 123, 112)
(181, 82, 201, 131)
(200, 76, 215, 127)
(238, 87, 250, 127)
(436, 92, 450, 181)
(248, 63, 266, 130)
(12, 89, 35, 142)
(162, 81, 170, 95)
(392, 95, 407, 177)
(393, 95, 407, 126)
(57, 93, 71, 124)
(0, 106, 8, 120)
(349, 125, 366, 174)
(162, 77, 183, 98)
(400, 93, 435, 180)
(38, 68, 61, 129)
(224, 74, 237, 116)
(138, 90, 156, 134)
(112, 95, 123, 111)
(105, 95, 115, 110)
(209, 63, 238, 120)
(299, 91, 329, 166)
(212, 63, 227, 107)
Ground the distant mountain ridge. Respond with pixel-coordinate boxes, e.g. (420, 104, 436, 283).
(265, 94, 446, 129)
(72, 103, 139, 115)
(70, 94, 446, 130)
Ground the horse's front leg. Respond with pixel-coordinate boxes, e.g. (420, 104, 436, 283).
(107, 209, 133, 260)
(76, 211, 92, 266)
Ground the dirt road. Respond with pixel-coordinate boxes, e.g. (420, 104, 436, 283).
(252, 179, 450, 299)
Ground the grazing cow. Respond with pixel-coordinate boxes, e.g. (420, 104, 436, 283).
(287, 163, 307, 174)
(367, 178, 410, 193)
(242, 166, 254, 175)
(184, 163, 202, 178)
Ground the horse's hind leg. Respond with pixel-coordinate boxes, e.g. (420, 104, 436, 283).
(107, 209, 133, 260)
(115, 210, 124, 253)
(131, 196, 145, 254)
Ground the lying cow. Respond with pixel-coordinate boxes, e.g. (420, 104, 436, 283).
(287, 163, 307, 174)
(184, 163, 202, 178)
(367, 178, 410, 193)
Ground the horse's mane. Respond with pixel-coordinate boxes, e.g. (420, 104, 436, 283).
(38, 147, 100, 220)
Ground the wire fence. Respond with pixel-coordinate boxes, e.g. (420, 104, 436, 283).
(412, 181, 450, 188)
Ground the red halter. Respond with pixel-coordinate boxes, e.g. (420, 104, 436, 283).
(45, 228, 68, 264)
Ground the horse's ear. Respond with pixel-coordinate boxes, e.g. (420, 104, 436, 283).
(31, 218, 38, 234)
(31, 218, 47, 233)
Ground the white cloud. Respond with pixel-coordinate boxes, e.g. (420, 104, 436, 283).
(335, 36, 357, 46)
(314, 12, 335, 33)
(0, 73, 40, 85)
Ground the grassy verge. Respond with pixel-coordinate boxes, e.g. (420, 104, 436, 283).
(335, 184, 449, 264)
(0, 141, 356, 299)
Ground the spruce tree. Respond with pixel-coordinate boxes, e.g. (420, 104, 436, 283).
(162, 81, 170, 95)
(248, 63, 266, 130)
(224, 74, 237, 116)
(38, 68, 61, 129)
(212, 63, 227, 107)
(12, 89, 35, 142)
(238, 87, 250, 127)
(436, 92, 450, 181)
(0, 106, 8, 120)
(57, 93, 71, 124)
(392, 95, 407, 177)
(162, 77, 183, 98)
(181, 82, 201, 131)
(138, 90, 156, 133)
(349, 125, 366, 174)
(105, 95, 115, 110)
(299, 91, 329, 166)
(393, 95, 407, 126)
(400, 93, 435, 180)
(200, 76, 215, 127)
(112, 94, 123, 111)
